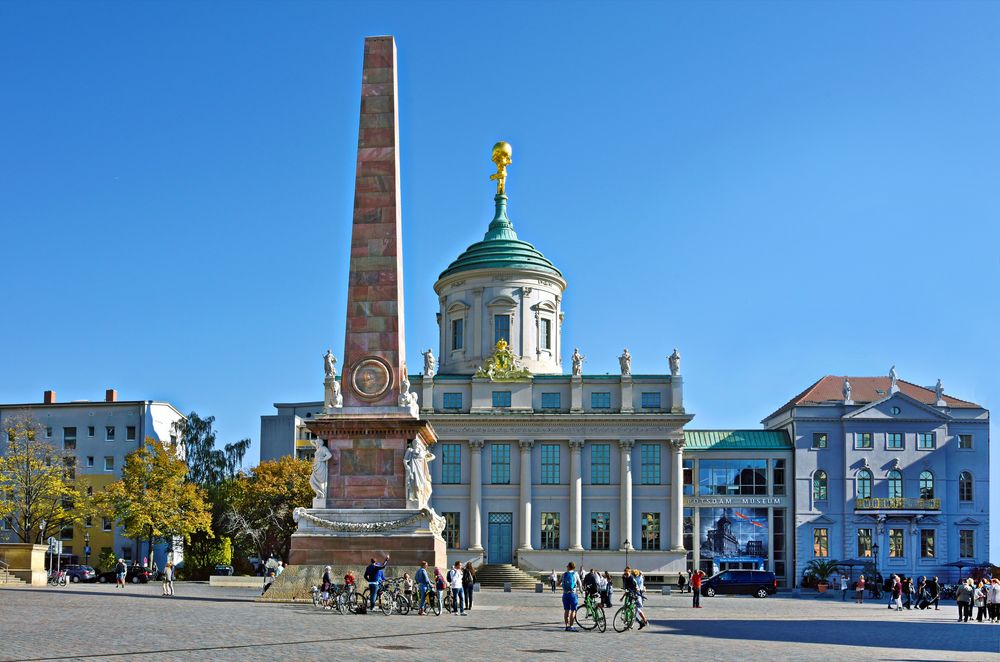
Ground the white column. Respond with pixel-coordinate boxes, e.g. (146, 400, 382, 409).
(518, 439, 534, 550)
(568, 438, 584, 550)
(469, 439, 484, 551)
(670, 438, 686, 551)
(619, 439, 634, 550)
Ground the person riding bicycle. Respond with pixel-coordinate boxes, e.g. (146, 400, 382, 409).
(631, 569, 649, 630)
(621, 568, 648, 630)
(365, 555, 390, 610)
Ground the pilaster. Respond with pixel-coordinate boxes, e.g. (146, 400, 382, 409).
(570, 375, 583, 413)
(568, 438, 585, 551)
(669, 436, 685, 551)
(620, 375, 634, 413)
(518, 438, 534, 551)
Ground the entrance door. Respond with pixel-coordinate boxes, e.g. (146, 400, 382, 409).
(488, 512, 513, 564)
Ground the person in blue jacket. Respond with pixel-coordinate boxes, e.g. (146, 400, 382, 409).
(365, 555, 390, 609)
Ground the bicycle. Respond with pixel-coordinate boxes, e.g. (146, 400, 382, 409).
(575, 590, 607, 632)
(613, 591, 640, 632)
(362, 581, 396, 615)
(48, 570, 69, 587)
(422, 589, 444, 616)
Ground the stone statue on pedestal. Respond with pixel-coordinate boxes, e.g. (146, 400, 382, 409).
(619, 348, 631, 375)
(399, 375, 419, 412)
(309, 439, 332, 506)
(422, 349, 436, 377)
(571, 348, 585, 376)
(324, 349, 337, 379)
(403, 438, 435, 509)
(669, 348, 681, 376)
(934, 378, 944, 403)
(889, 365, 899, 392)
(322, 350, 342, 411)
(843, 377, 852, 403)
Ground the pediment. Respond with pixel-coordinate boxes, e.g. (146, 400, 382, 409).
(955, 517, 981, 526)
(843, 392, 951, 421)
(447, 301, 470, 314)
(812, 515, 836, 524)
(486, 295, 518, 309)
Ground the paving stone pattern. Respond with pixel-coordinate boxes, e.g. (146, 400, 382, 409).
(0, 583, 996, 661)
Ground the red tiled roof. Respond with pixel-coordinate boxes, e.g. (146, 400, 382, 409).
(765, 376, 981, 421)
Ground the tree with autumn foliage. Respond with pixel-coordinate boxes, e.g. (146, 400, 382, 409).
(223, 456, 312, 563)
(93, 438, 212, 564)
(0, 415, 86, 543)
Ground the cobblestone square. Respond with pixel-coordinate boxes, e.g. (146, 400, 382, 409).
(1, 583, 997, 661)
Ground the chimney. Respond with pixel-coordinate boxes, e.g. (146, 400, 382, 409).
(43, 390, 56, 404)
(105, 389, 117, 403)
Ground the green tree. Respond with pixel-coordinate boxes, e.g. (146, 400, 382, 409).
(93, 438, 213, 564)
(224, 456, 312, 563)
(0, 415, 86, 543)
(175, 412, 250, 487)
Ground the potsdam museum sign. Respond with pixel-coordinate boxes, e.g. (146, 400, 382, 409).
(685, 497, 784, 506)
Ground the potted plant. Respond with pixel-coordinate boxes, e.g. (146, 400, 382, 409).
(805, 559, 840, 593)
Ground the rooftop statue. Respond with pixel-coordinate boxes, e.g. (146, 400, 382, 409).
(571, 348, 585, 377)
(422, 349, 436, 377)
(323, 349, 337, 379)
(669, 348, 681, 376)
(843, 377, 852, 402)
(935, 378, 944, 403)
(619, 348, 632, 375)
(889, 365, 899, 392)
(490, 141, 512, 195)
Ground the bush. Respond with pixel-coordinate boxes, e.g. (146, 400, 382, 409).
(97, 549, 118, 573)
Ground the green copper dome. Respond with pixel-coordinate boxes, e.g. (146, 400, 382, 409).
(438, 194, 563, 280)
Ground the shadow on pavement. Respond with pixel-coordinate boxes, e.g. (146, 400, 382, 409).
(8, 587, 257, 603)
(649, 617, 999, 654)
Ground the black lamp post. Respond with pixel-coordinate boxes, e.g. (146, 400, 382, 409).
(624, 539, 630, 568)
(84, 532, 91, 566)
(872, 541, 880, 594)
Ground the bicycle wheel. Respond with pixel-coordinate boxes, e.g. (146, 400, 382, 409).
(612, 606, 634, 633)
(596, 606, 607, 633)
(575, 602, 598, 631)
(396, 594, 411, 616)
(349, 592, 365, 614)
(377, 591, 394, 615)
(431, 593, 442, 616)
(444, 592, 453, 613)
(312, 589, 321, 607)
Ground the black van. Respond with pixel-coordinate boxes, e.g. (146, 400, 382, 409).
(701, 570, 777, 598)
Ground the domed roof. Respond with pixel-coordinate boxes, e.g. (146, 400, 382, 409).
(438, 194, 563, 281)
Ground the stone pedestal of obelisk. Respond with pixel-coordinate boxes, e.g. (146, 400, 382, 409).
(286, 35, 445, 573)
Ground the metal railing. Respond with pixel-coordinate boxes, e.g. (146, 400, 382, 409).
(0, 559, 10, 583)
(854, 497, 941, 511)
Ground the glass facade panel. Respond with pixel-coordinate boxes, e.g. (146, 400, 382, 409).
(773, 509, 786, 584)
(640, 513, 660, 550)
(591, 512, 610, 550)
(442, 512, 460, 548)
(699, 460, 768, 496)
(772, 459, 786, 496)
(541, 444, 560, 484)
(540, 512, 560, 550)
(640, 444, 660, 485)
(491, 443, 510, 484)
(440, 444, 461, 484)
(813, 528, 829, 557)
(591, 392, 611, 409)
(920, 530, 935, 558)
(590, 444, 610, 484)
(889, 528, 904, 557)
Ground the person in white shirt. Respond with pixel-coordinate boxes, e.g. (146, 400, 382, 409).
(840, 575, 849, 601)
(447, 561, 466, 615)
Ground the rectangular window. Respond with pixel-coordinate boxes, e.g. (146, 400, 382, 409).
(683, 459, 693, 495)
(590, 444, 610, 484)
(540, 512, 560, 550)
(640, 513, 660, 550)
(442, 392, 463, 410)
(887, 433, 903, 450)
(918, 432, 935, 450)
(541, 393, 561, 409)
(490, 443, 510, 484)
(442, 512, 460, 548)
(126, 426, 137, 441)
(640, 392, 660, 409)
(63, 458, 76, 481)
(773, 459, 786, 496)
(857, 528, 873, 557)
(540, 318, 552, 350)
(812, 433, 828, 449)
(103, 456, 114, 471)
(494, 314, 510, 345)
(105, 426, 116, 441)
(813, 528, 829, 557)
(920, 530, 935, 558)
(492, 391, 512, 408)
(854, 432, 872, 449)
(45, 427, 53, 438)
(640, 444, 660, 485)
(591, 392, 611, 409)
(699, 459, 768, 496)
(86, 456, 94, 468)
(84, 515, 92, 528)
(60, 526, 74, 541)
(102, 517, 113, 532)
(591, 512, 610, 550)
(958, 434, 973, 450)
(440, 444, 461, 484)
(889, 528, 904, 558)
(87, 426, 95, 437)
(541, 444, 560, 484)
(452, 319, 464, 350)
(63, 427, 77, 451)
(959, 530, 974, 559)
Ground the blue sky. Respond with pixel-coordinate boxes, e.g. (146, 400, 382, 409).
(1, 1, 997, 557)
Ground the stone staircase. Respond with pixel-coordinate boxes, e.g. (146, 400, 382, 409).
(0, 574, 26, 587)
(475, 564, 539, 589)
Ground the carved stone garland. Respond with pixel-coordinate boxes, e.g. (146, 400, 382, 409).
(293, 507, 445, 536)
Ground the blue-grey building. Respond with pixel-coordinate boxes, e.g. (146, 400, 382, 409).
(763, 374, 990, 586)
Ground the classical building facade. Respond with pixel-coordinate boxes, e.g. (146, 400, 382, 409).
(0, 390, 186, 568)
(763, 374, 990, 585)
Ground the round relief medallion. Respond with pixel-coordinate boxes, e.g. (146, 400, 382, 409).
(351, 357, 392, 399)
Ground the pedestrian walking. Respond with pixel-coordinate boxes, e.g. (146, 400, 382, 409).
(956, 578, 974, 622)
(840, 575, 849, 601)
(987, 578, 1000, 623)
(677, 571, 688, 594)
(561, 562, 579, 632)
(114, 558, 127, 588)
(447, 561, 466, 615)
(603, 571, 614, 608)
(161, 562, 174, 597)
(890, 575, 903, 611)
(549, 569, 558, 593)
(415, 561, 432, 615)
(927, 576, 940, 610)
(462, 562, 476, 610)
(855, 575, 865, 604)
(692, 569, 704, 608)
(629, 569, 649, 630)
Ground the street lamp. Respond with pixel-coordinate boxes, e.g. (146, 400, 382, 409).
(624, 538, 630, 569)
(84, 533, 91, 566)
(872, 541, 880, 595)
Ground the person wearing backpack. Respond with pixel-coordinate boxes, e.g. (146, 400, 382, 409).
(561, 562, 580, 632)
(462, 562, 476, 610)
(364, 555, 390, 610)
(447, 561, 466, 615)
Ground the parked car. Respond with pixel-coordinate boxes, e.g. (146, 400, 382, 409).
(97, 565, 154, 584)
(213, 565, 235, 576)
(701, 570, 777, 598)
(64, 564, 98, 583)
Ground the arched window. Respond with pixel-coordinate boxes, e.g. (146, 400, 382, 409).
(959, 471, 973, 502)
(813, 470, 828, 502)
(887, 470, 903, 499)
(856, 469, 873, 499)
(919, 471, 934, 499)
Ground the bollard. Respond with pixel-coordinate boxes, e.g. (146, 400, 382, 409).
(504, 581, 512, 592)
(535, 582, 544, 593)
(474, 582, 481, 592)
(661, 586, 672, 596)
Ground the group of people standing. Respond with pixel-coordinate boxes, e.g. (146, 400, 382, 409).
(350, 555, 476, 616)
(954, 577, 1000, 623)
